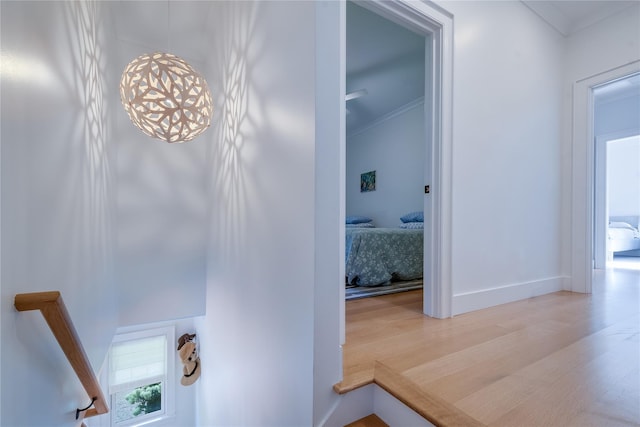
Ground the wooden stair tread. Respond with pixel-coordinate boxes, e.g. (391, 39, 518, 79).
(335, 362, 485, 427)
(374, 361, 485, 427)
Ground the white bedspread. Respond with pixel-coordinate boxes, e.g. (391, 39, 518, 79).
(608, 222, 640, 240)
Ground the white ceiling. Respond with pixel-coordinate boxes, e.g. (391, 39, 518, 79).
(521, 0, 638, 36)
(110, 1, 213, 64)
(523, 0, 640, 103)
(346, 2, 425, 134)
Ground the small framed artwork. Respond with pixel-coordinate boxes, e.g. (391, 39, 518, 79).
(360, 170, 376, 192)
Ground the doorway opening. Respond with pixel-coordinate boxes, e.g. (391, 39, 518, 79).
(592, 74, 640, 273)
(571, 61, 640, 293)
(345, 1, 426, 304)
(342, 1, 453, 318)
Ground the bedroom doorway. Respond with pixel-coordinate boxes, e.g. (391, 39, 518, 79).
(572, 61, 640, 293)
(592, 75, 640, 272)
(343, 1, 453, 318)
(345, 2, 426, 301)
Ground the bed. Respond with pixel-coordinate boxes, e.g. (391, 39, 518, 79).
(608, 216, 640, 254)
(345, 227, 423, 286)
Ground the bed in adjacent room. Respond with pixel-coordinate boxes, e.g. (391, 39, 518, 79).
(345, 227, 424, 287)
(608, 215, 640, 254)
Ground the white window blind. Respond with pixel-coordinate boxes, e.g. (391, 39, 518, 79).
(109, 335, 166, 394)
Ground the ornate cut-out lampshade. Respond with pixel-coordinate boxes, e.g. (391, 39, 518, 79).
(120, 52, 213, 143)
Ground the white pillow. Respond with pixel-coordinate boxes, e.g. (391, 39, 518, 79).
(609, 221, 636, 230)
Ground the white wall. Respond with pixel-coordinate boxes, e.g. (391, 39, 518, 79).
(1, 1, 211, 424)
(1, 1, 119, 425)
(608, 136, 640, 217)
(346, 103, 425, 228)
(435, 1, 565, 313)
(195, 2, 317, 425)
(113, 27, 208, 328)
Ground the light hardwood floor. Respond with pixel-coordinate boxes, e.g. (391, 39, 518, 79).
(337, 266, 640, 426)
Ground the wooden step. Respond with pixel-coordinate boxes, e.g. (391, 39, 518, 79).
(345, 414, 389, 427)
(335, 361, 485, 426)
(373, 361, 485, 427)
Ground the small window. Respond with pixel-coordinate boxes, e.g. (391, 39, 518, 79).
(108, 326, 175, 427)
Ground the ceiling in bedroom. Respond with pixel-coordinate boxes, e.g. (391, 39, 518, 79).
(346, 2, 425, 135)
(521, 0, 637, 36)
(594, 73, 640, 104)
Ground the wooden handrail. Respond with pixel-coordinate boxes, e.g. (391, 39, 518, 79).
(14, 291, 109, 419)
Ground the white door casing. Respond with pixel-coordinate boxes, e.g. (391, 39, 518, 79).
(354, 0, 453, 318)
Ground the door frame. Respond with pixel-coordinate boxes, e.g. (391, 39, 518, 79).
(571, 60, 640, 292)
(355, 0, 453, 318)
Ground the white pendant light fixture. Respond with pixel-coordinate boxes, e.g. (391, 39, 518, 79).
(120, 52, 213, 143)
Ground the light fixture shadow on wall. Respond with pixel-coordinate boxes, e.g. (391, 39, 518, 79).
(120, 52, 213, 143)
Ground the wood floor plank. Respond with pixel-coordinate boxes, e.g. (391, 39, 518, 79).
(490, 335, 640, 426)
(417, 323, 595, 402)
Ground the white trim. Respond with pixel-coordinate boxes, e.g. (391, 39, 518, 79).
(374, 386, 434, 427)
(319, 385, 375, 427)
(314, 2, 347, 424)
(356, 0, 454, 319)
(593, 132, 609, 270)
(452, 277, 566, 316)
(571, 60, 640, 293)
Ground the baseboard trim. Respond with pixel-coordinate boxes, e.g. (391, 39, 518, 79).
(452, 276, 564, 316)
(322, 384, 375, 427)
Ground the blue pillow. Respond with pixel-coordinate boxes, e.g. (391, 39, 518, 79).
(400, 211, 423, 223)
(346, 215, 372, 224)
